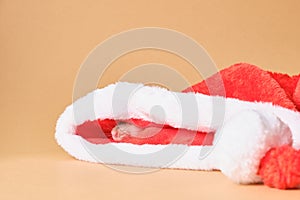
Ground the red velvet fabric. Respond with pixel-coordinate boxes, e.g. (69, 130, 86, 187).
(183, 63, 300, 111)
(75, 119, 214, 146)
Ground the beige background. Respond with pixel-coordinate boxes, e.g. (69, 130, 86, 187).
(1, 0, 300, 199)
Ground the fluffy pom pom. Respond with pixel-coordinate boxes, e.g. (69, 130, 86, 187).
(258, 145, 300, 189)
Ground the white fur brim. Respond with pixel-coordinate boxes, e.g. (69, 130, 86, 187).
(55, 82, 300, 184)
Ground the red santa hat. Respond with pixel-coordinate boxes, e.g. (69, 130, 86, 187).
(55, 63, 300, 189)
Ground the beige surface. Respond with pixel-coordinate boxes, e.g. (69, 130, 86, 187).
(0, 0, 300, 199)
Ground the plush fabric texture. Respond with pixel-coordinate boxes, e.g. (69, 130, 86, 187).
(55, 63, 300, 189)
(258, 145, 300, 189)
(184, 63, 300, 189)
(294, 79, 300, 110)
(88, 63, 300, 147)
(184, 63, 299, 111)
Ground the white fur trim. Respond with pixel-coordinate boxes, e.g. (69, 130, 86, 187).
(55, 82, 300, 184)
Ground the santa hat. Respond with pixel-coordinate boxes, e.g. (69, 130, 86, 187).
(55, 63, 300, 189)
